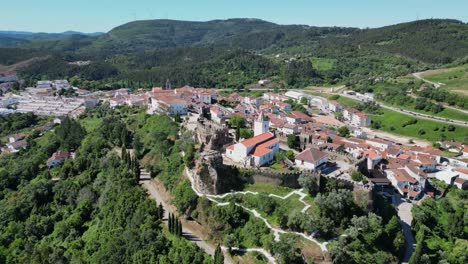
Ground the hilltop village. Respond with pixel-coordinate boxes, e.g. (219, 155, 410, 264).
(1, 80, 467, 197)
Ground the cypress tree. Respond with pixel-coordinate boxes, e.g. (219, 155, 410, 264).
(159, 203, 164, 219)
(214, 244, 224, 264)
(121, 145, 127, 162)
(168, 214, 173, 233)
(178, 220, 183, 236)
(175, 218, 180, 236)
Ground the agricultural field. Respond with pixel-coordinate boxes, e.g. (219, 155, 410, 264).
(370, 108, 467, 143)
(421, 64, 468, 95)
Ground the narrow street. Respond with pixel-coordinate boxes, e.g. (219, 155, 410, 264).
(391, 194, 415, 264)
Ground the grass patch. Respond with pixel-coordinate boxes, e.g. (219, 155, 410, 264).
(80, 116, 102, 132)
(216, 189, 314, 228)
(422, 64, 468, 95)
(371, 108, 468, 142)
(310, 57, 336, 71)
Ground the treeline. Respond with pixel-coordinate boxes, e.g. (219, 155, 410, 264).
(416, 87, 468, 110)
(0, 113, 38, 137)
(19, 56, 118, 83)
(410, 188, 467, 264)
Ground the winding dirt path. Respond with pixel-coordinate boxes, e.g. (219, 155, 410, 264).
(185, 167, 339, 255)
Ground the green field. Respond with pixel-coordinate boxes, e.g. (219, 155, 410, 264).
(421, 64, 468, 95)
(310, 57, 336, 71)
(370, 108, 467, 142)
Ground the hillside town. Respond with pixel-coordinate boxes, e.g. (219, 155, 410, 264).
(1, 79, 467, 197)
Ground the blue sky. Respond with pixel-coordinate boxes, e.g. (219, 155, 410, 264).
(1, 0, 467, 33)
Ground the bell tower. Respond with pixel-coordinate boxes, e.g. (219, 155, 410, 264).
(254, 111, 269, 136)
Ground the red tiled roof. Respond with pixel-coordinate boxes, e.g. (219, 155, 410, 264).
(252, 138, 279, 157)
(240, 132, 275, 148)
(454, 177, 466, 184)
(295, 148, 328, 163)
(390, 169, 417, 184)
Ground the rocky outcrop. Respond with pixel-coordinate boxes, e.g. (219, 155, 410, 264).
(190, 152, 224, 194)
(196, 118, 232, 151)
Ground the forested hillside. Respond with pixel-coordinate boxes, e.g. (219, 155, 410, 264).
(3, 18, 468, 89)
(0, 110, 212, 263)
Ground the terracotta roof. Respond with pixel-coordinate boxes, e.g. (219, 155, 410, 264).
(252, 138, 279, 157)
(398, 154, 410, 160)
(390, 169, 417, 184)
(295, 148, 328, 163)
(366, 138, 391, 145)
(456, 168, 468, 175)
(355, 111, 368, 118)
(48, 150, 70, 163)
(8, 139, 28, 148)
(454, 177, 466, 184)
(240, 132, 275, 148)
(9, 133, 27, 140)
(362, 149, 381, 160)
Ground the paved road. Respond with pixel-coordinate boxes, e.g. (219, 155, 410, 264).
(391, 194, 415, 264)
(139, 169, 231, 263)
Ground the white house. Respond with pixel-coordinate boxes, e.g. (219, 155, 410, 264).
(47, 150, 70, 167)
(210, 106, 225, 124)
(53, 80, 71, 90)
(9, 133, 26, 143)
(198, 92, 212, 104)
(151, 95, 187, 115)
(366, 138, 392, 151)
(328, 100, 343, 112)
(295, 148, 328, 170)
(385, 169, 422, 199)
(7, 139, 28, 152)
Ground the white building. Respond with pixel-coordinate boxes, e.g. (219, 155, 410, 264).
(328, 100, 343, 112)
(295, 148, 328, 170)
(53, 80, 71, 90)
(150, 95, 187, 115)
(225, 131, 279, 167)
(210, 106, 225, 124)
(366, 138, 392, 151)
(254, 112, 270, 136)
(199, 92, 212, 104)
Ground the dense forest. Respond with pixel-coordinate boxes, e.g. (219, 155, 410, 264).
(410, 188, 467, 264)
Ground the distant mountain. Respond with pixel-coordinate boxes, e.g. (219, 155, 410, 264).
(3, 18, 468, 87)
(79, 18, 355, 53)
(24, 18, 464, 64)
(0, 30, 104, 48)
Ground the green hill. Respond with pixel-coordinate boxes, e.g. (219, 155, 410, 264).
(34, 18, 467, 64)
(6, 18, 468, 89)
